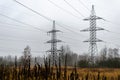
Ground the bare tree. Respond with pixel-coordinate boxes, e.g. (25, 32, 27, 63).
(20, 45, 31, 66)
(100, 47, 107, 61)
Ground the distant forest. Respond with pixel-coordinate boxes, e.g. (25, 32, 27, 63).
(0, 45, 120, 68)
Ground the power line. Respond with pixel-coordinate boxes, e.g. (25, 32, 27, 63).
(64, 0, 85, 17)
(59, 35, 83, 41)
(14, 0, 86, 36)
(99, 18, 120, 39)
(0, 47, 45, 53)
(0, 30, 84, 44)
(103, 19, 120, 26)
(56, 23, 86, 37)
(64, 42, 83, 47)
(105, 29, 120, 35)
(47, 0, 82, 20)
(0, 37, 42, 43)
(14, 0, 82, 21)
(6, 0, 120, 53)
(0, 13, 46, 32)
(0, 21, 45, 32)
(77, 0, 90, 11)
(103, 18, 120, 30)
(0, 15, 85, 45)
(95, 18, 120, 47)
(104, 41, 120, 48)
(57, 21, 81, 31)
(0, 21, 27, 27)
(98, 35, 120, 48)
(14, 0, 53, 22)
(98, 30, 120, 43)
(101, 19, 120, 42)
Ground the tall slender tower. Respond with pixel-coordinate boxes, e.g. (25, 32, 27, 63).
(81, 5, 104, 64)
(47, 20, 62, 66)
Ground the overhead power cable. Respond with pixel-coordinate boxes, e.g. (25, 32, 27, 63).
(14, 0, 88, 39)
(59, 35, 83, 41)
(77, 0, 90, 11)
(103, 19, 119, 26)
(104, 41, 120, 48)
(0, 47, 46, 53)
(102, 30, 120, 42)
(47, 0, 82, 19)
(0, 21, 44, 32)
(98, 35, 120, 48)
(14, 0, 87, 37)
(13, 0, 120, 50)
(105, 29, 120, 35)
(64, 0, 85, 17)
(98, 18, 120, 37)
(0, 37, 42, 43)
(0, 13, 46, 32)
(56, 23, 86, 37)
(102, 18, 120, 27)
(14, 0, 53, 22)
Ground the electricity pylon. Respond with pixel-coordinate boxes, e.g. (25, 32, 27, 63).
(47, 20, 62, 66)
(81, 5, 104, 64)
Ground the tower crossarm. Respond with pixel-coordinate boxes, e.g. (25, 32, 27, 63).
(46, 50, 62, 52)
(83, 16, 103, 21)
(47, 30, 61, 33)
(83, 38, 103, 42)
(46, 39, 62, 43)
(80, 27, 104, 32)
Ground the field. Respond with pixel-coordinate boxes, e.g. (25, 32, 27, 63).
(58, 67, 120, 80)
(0, 64, 120, 80)
(71, 68, 120, 80)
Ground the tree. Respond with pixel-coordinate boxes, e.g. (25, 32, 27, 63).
(19, 46, 31, 66)
(100, 47, 107, 61)
(77, 53, 89, 67)
(108, 48, 114, 59)
(97, 47, 120, 68)
(23, 46, 31, 60)
(0, 57, 3, 64)
(77, 60, 89, 68)
(108, 48, 119, 59)
(113, 48, 119, 58)
(58, 45, 78, 66)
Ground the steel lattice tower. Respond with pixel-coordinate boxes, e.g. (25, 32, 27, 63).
(47, 20, 62, 66)
(81, 5, 104, 64)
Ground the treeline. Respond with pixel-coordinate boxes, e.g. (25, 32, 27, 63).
(0, 46, 120, 80)
(48, 46, 120, 68)
(0, 46, 120, 68)
(0, 47, 80, 80)
(78, 47, 120, 68)
(0, 47, 120, 80)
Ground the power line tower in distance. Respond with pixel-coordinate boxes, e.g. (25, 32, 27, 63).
(81, 5, 104, 65)
(47, 20, 62, 66)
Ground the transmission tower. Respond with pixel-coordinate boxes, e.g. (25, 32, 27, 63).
(47, 20, 62, 66)
(81, 5, 104, 64)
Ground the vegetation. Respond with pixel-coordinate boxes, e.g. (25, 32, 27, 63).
(0, 57, 120, 80)
(0, 46, 120, 80)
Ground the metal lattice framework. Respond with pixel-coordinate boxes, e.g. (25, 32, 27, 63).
(81, 5, 104, 64)
(47, 20, 62, 66)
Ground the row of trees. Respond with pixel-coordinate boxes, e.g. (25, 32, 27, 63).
(0, 46, 44, 66)
(47, 45, 120, 68)
(0, 45, 120, 68)
(78, 47, 120, 68)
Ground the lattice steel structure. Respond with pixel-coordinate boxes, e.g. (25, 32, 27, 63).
(47, 20, 62, 66)
(81, 5, 104, 64)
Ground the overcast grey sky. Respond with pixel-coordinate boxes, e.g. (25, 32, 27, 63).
(0, 0, 120, 57)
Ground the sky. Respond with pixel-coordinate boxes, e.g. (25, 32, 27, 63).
(0, 0, 120, 57)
